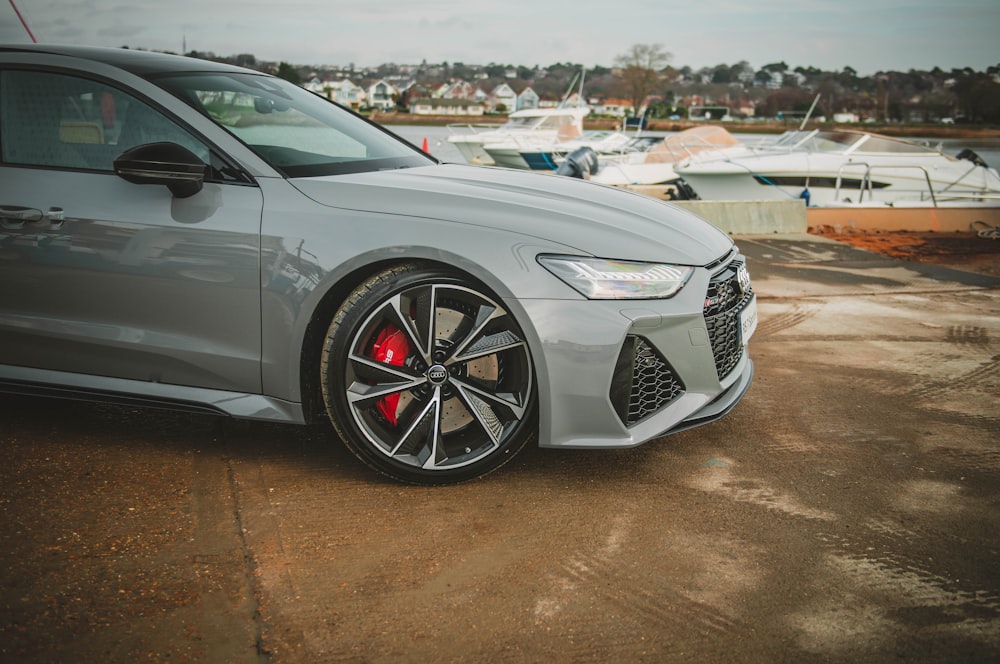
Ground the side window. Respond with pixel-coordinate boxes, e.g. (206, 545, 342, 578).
(0, 70, 210, 171)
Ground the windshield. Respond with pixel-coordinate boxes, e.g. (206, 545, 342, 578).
(504, 116, 540, 129)
(770, 130, 940, 156)
(153, 72, 433, 177)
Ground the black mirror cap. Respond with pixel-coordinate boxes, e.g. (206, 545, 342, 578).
(114, 142, 208, 198)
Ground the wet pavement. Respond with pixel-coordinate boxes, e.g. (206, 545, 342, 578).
(1, 235, 998, 663)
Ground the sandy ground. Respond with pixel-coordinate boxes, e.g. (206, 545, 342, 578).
(811, 227, 1000, 278)
(1, 235, 998, 662)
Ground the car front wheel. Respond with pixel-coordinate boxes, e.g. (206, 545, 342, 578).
(321, 264, 536, 484)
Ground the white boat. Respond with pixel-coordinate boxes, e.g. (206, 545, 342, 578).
(446, 106, 590, 166)
(673, 129, 1000, 206)
(548, 126, 749, 201)
(483, 129, 637, 170)
(590, 125, 746, 187)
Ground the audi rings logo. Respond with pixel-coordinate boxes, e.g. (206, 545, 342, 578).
(737, 263, 751, 296)
(427, 365, 448, 383)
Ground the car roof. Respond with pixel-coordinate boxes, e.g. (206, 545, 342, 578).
(0, 43, 257, 77)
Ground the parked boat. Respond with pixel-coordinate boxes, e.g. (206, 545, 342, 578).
(446, 106, 590, 166)
(673, 129, 1000, 206)
(483, 129, 636, 170)
(547, 125, 749, 200)
(589, 125, 746, 187)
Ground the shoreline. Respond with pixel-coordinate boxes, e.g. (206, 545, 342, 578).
(370, 111, 1000, 139)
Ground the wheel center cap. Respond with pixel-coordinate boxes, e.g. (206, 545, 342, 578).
(426, 364, 449, 385)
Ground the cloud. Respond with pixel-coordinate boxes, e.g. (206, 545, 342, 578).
(1, 0, 996, 74)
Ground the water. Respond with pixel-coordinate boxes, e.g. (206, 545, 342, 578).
(385, 124, 1000, 170)
(385, 124, 480, 162)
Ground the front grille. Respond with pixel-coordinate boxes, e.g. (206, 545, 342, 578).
(610, 336, 685, 426)
(704, 258, 754, 379)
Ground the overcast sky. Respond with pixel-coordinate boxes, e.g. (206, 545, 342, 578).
(2, 0, 997, 76)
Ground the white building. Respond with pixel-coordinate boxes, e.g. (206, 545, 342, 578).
(487, 83, 518, 113)
(516, 87, 540, 111)
(303, 77, 366, 109)
(367, 80, 398, 111)
(409, 97, 485, 116)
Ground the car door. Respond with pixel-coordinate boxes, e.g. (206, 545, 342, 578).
(0, 67, 265, 393)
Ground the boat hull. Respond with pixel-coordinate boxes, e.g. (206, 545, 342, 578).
(679, 166, 1000, 206)
(677, 171, 793, 202)
(674, 129, 1000, 206)
(483, 145, 530, 169)
(449, 137, 495, 165)
(591, 161, 680, 186)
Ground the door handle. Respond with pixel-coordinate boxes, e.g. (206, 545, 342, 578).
(0, 206, 65, 230)
(0, 205, 41, 229)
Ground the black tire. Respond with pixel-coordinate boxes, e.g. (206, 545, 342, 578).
(321, 264, 536, 484)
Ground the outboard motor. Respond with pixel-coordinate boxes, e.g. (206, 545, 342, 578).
(556, 147, 599, 179)
(666, 179, 699, 201)
(957, 148, 989, 168)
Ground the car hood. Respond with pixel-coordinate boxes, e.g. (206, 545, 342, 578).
(290, 164, 733, 265)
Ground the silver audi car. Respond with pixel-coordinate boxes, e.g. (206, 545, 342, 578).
(0, 45, 757, 484)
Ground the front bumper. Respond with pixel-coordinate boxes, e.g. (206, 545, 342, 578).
(519, 253, 755, 449)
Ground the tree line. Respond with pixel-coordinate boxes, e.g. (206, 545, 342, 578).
(186, 43, 1000, 124)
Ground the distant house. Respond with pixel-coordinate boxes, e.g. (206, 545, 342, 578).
(394, 80, 425, 108)
(303, 77, 366, 109)
(367, 79, 398, 111)
(435, 80, 480, 100)
(409, 97, 485, 116)
(516, 87, 540, 111)
(594, 98, 632, 118)
(335, 80, 366, 109)
(487, 83, 517, 112)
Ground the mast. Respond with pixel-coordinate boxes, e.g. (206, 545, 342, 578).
(9, 0, 38, 42)
(800, 93, 821, 130)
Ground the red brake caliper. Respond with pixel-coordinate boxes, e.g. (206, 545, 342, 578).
(371, 324, 411, 426)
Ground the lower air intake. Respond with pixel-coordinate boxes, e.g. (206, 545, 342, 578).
(610, 336, 685, 426)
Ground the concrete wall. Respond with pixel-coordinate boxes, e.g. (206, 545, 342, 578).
(670, 199, 809, 234)
(617, 186, 1000, 233)
(616, 186, 808, 234)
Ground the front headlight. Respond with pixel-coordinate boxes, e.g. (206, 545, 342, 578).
(538, 255, 694, 300)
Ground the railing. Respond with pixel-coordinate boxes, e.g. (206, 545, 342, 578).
(834, 162, 1000, 206)
(834, 163, 937, 205)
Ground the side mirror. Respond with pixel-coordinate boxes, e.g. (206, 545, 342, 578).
(253, 96, 290, 114)
(114, 142, 208, 198)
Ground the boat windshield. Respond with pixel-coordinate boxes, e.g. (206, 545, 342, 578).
(505, 116, 543, 129)
(648, 125, 743, 162)
(771, 130, 941, 156)
(503, 110, 586, 131)
(153, 72, 432, 177)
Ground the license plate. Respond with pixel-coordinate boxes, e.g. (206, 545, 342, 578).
(740, 296, 758, 343)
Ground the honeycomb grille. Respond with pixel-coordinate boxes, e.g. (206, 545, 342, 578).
(704, 258, 753, 379)
(610, 336, 685, 426)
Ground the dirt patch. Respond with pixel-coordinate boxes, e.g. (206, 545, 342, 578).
(809, 225, 1000, 277)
